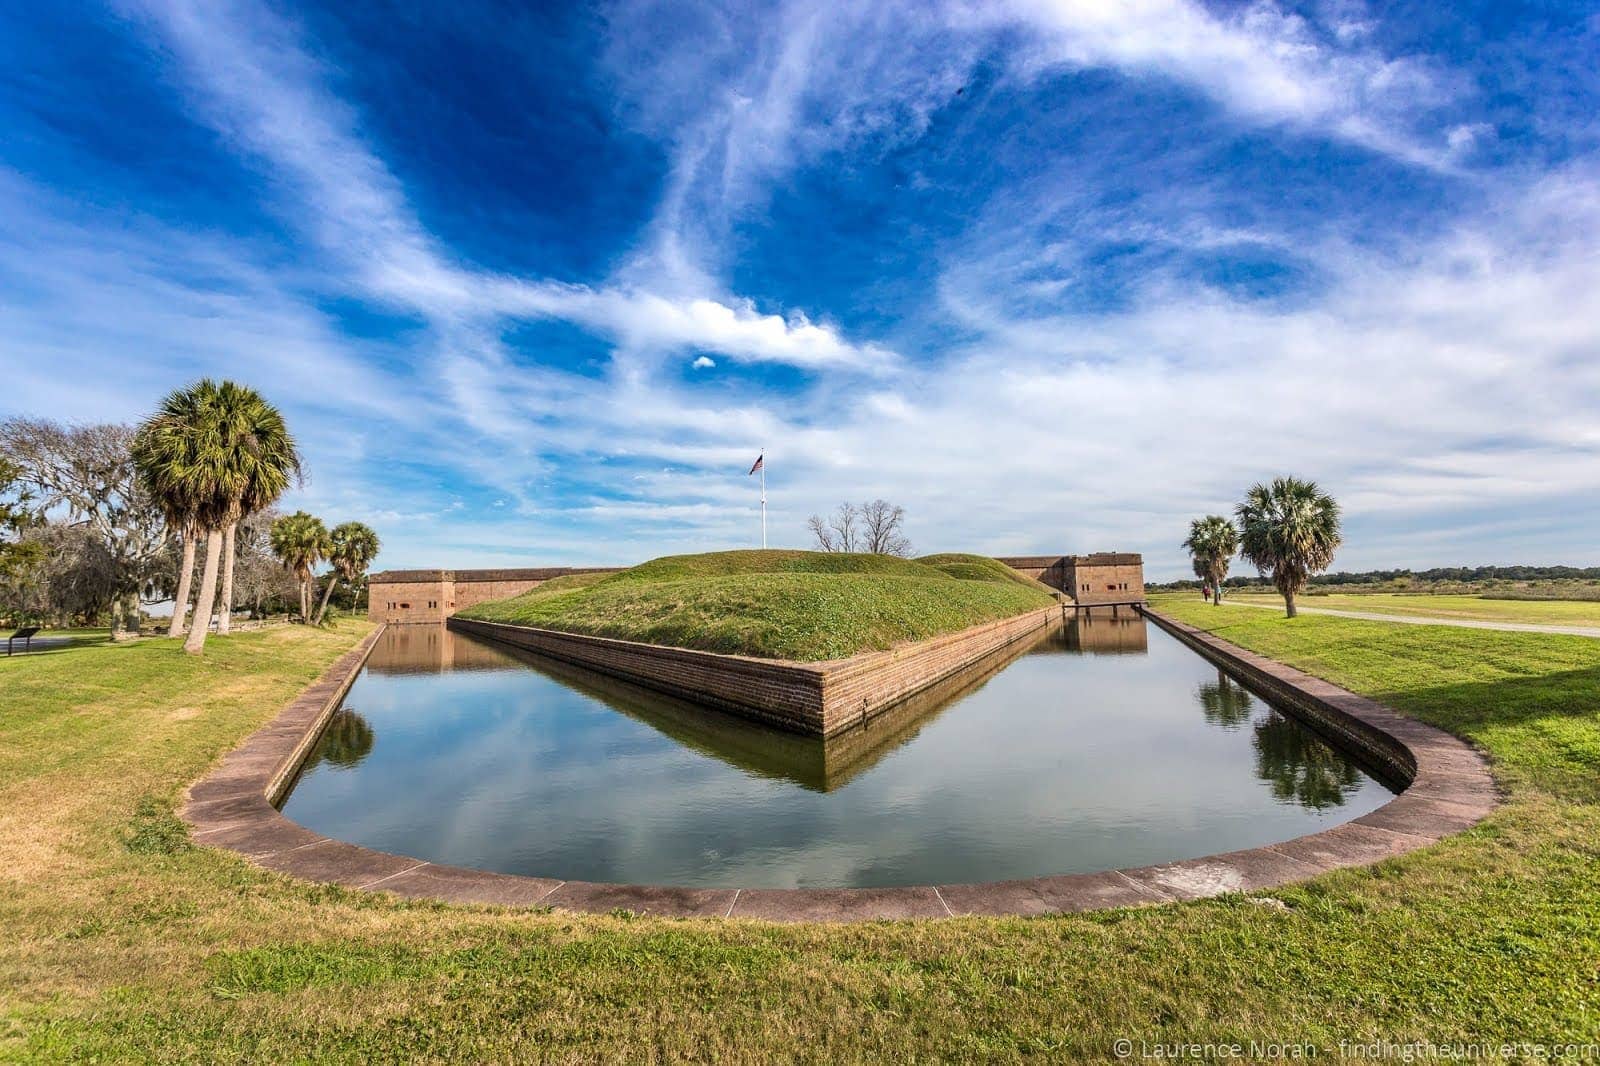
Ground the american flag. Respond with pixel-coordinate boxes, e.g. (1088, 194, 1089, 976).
(748, 453, 764, 475)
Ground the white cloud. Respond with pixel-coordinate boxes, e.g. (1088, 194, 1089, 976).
(965, 0, 1455, 165)
(693, 356, 716, 369)
(8, 0, 1598, 582)
(119, 0, 897, 375)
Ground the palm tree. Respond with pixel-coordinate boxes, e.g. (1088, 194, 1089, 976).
(132, 381, 300, 654)
(215, 383, 299, 635)
(1183, 514, 1239, 605)
(1236, 476, 1342, 618)
(131, 428, 203, 638)
(313, 522, 381, 625)
(271, 511, 330, 623)
(132, 382, 233, 653)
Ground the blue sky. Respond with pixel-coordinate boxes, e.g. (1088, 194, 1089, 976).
(2, 0, 1598, 577)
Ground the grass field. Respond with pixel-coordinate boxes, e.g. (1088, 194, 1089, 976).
(3, 606, 1599, 1060)
(457, 549, 1058, 660)
(1172, 589, 1600, 627)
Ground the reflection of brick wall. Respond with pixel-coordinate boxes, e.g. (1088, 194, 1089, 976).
(368, 567, 622, 625)
(450, 607, 1059, 736)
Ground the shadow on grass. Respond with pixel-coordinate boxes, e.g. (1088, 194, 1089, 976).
(1381, 667, 1600, 805)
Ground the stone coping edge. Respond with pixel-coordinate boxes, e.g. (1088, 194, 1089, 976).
(449, 607, 1061, 736)
(182, 608, 1501, 923)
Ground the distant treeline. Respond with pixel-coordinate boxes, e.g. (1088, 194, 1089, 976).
(1153, 565, 1600, 590)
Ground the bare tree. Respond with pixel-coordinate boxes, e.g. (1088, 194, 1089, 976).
(809, 506, 856, 551)
(805, 513, 838, 552)
(808, 502, 860, 552)
(807, 499, 910, 556)
(0, 419, 172, 638)
(232, 508, 300, 620)
(860, 499, 912, 556)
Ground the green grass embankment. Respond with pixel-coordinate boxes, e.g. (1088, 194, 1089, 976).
(1173, 589, 1600, 628)
(4, 604, 1600, 1057)
(456, 550, 1058, 661)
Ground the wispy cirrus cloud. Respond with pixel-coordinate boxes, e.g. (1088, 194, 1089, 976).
(119, 0, 898, 374)
(965, 0, 1459, 165)
(4, 0, 1599, 579)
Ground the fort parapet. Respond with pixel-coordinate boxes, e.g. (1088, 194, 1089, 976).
(369, 553, 1144, 625)
(369, 567, 623, 625)
(996, 553, 1145, 606)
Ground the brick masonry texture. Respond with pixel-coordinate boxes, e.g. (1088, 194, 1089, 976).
(372, 554, 1144, 626)
(996, 553, 1146, 605)
(183, 607, 1500, 922)
(368, 567, 623, 626)
(449, 607, 1061, 736)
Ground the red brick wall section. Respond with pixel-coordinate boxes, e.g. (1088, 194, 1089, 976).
(449, 607, 1060, 736)
(1064, 558, 1145, 606)
(369, 567, 623, 625)
(998, 555, 1144, 603)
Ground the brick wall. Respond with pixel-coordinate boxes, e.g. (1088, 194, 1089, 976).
(999, 554, 1145, 605)
(1063, 555, 1145, 606)
(368, 567, 622, 625)
(449, 606, 1060, 736)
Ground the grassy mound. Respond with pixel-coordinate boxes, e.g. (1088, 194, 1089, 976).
(916, 553, 1059, 593)
(457, 549, 1056, 661)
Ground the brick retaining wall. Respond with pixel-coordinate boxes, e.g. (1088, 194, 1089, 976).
(449, 607, 1059, 736)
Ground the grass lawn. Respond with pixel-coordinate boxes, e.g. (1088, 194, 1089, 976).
(1200, 589, 1600, 627)
(457, 549, 1058, 660)
(3, 606, 1599, 1061)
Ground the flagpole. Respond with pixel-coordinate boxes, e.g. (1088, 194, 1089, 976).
(760, 448, 767, 549)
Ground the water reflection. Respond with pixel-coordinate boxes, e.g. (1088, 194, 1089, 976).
(1252, 711, 1365, 810)
(305, 709, 375, 770)
(1193, 667, 1369, 808)
(1197, 670, 1254, 729)
(364, 624, 521, 674)
(339, 622, 1055, 791)
(1065, 610, 1149, 655)
(283, 616, 1398, 888)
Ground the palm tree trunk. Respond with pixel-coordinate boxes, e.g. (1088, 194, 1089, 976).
(168, 526, 196, 638)
(313, 572, 339, 626)
(184, 528, 224, 655)
(218, 522, 237, 635)
(299, 577, 309, 624)
(1284, 590, 1297, 618)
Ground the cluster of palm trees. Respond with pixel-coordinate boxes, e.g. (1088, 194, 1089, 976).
(131, 379, 379, 655)
(270, 510, 380, 627)
(1183, 476, 1342, 618)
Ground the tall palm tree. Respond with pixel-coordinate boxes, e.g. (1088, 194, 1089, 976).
(1182, 514, 1239, 605)
(1236, 476, 1342, 618)
(131, 425, 202, 638)
(313, 521, 381, 625)
(215, 383, 299, 635)
(271, 511, 330, 623)
(131, 380, 300, 654)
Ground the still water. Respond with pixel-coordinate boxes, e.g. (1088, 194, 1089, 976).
(280, 616, 1398, 888)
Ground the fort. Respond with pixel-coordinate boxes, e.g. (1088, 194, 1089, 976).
(368, 554, 1144, 624)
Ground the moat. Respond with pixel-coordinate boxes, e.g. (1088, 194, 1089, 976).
(278, 618, 1399, 889)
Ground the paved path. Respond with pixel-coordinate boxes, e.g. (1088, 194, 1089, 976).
(4, 635, 79, 655)
(1219, 598, 1600, 639)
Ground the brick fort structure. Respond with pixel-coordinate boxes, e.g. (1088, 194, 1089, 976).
(369, 554, 1144, 625)
(369, 567, 623, 625)
(995, 553, 1145, 607)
